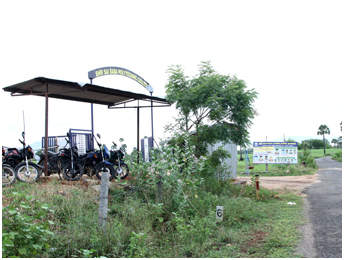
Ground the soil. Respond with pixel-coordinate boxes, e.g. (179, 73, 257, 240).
(235, 174, 321, 196)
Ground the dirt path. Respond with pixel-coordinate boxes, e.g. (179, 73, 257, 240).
(236, 174, 321, 195)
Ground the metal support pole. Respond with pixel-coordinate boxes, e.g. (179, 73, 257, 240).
(90, 79, 94, 150)
(150, 93, 154, 148)
(44, 84, 49, 176)
(137, 102, 140, 163)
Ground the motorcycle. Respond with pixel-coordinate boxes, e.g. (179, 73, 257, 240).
(88, 134, 116, 181)
(37, 138, 71, 179)
(6, 132, 41, 183)
(2, 148, 16, 186)
(108, 142, 129, 179)
(60, 132, 86, 181)
(3, 133, 35, 169)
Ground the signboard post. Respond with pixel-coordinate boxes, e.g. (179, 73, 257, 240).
(253, 142, 298, 165)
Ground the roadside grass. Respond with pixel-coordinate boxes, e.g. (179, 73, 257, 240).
(302, 148, 341, 159)
(2, 177, 306, 258)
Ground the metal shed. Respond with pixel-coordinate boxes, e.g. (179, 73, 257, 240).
(3, 76, 171, 175)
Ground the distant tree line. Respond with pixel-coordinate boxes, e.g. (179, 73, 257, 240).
(299, 137, 342, 150)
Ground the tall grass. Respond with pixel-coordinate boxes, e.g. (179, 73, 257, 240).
(2, 176, 306, 258)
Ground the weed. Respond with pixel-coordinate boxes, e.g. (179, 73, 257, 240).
(2, 191, 55, 258)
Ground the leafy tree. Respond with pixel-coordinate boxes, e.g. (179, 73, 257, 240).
(338, 136, 342, 148)
(165, 61, 258, 158)
(301, 138, 330, 149)
(331, 138, 338, 148)
(317, 125, 331, 155)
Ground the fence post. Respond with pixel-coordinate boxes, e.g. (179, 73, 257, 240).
(157, 173, 163, 203)
(98, 170, 109, 231)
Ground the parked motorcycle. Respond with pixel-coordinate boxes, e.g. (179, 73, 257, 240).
(2, 148, 16, 186)
(37, 139, 71, 179)
(3, 133, 35, 169)
(7, 132, 41, 183)
(108, 142, 129, 179)
(90, 134, 116, 181)
(60, 133, 86, 181)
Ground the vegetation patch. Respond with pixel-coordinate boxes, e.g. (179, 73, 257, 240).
(2, 136, 306, 258)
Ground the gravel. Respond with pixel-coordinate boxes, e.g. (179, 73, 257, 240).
(297, 156, 342, 258)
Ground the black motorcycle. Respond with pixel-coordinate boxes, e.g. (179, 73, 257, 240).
(37, 138, 71, 179)
(3, 132, 41, 183)
(2, 148, 16, 186)
(86, 134, 116, 181)
(108, 142, 129, 179)
(60, 133, 86, 181)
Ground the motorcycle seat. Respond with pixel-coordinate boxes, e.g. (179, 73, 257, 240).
(43, 150, 60, 156)
(79, 154, 88, 158)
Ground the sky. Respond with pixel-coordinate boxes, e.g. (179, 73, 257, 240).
(1, 0, 343, 152)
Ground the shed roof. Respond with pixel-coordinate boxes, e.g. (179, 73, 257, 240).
(2, 77, 170, 107)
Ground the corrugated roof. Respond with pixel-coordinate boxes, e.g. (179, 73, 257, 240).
(3, 77, 170, 107)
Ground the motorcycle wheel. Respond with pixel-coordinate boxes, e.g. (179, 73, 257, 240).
(2, 165, 16, 186)
(38, 159, 57, 176)
(95, 163, 116, 181)
(115, 162, 129, 179)
(62, 162, 84, 181)
(15, 162, 40, 183)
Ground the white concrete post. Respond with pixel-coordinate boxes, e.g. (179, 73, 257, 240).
(98, 170, 109, 231)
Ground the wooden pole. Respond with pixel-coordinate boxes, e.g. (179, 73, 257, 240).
(137, 104, 140, 164)
(265, 136, 268, 172)
(44, 84, 49, 177)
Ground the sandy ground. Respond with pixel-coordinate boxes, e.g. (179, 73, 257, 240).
(236, 174, 321, 195)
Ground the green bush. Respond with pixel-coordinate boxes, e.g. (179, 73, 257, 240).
(2, 192, 55, 258)
(332, 150, 342, 162)
(298, 143, 317, 168)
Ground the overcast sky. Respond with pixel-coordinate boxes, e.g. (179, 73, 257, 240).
(1, 0, 343, 152)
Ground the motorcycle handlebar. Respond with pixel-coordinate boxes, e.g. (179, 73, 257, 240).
(19, 139, 24, 145)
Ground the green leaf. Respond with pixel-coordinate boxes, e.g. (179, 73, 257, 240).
(48, 220, 54, 225)
(158, 217, 164, 223)
(18, 248, 27, 255)
(3, 239, 14, 247)
(25, 234, 33, 239)
(8, 210, 17, 215)
(32, 244, 42, 250)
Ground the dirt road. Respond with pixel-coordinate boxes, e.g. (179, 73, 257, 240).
(236, 173, 321, 195)
(237, 157, 342, 258)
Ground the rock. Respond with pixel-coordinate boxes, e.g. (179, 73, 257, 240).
(92, 185, 101, 192)
(83, 179, 100, 186)
(232, 180, 247, 186)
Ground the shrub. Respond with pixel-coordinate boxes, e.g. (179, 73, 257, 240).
(298, 143, 317, 168)
(332, 150, 342, 162)
(2, 192, 55, 258)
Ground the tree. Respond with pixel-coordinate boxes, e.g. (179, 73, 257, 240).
(165, 61, 258, 158)
(338, 136, 342, 148)
(317, 125, 330, 155)
(331, 138, 338, 148)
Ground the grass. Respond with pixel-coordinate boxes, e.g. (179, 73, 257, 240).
(2, 176, 307, 258)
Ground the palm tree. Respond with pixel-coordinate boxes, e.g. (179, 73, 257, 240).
(317, 125, 330, 155)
